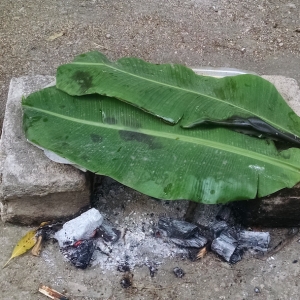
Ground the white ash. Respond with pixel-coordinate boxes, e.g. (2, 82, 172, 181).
(91, 177, 190, 271)
(91, 218, 188, 271)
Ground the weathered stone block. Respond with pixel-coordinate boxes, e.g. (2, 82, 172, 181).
(0, 76, 91, 225)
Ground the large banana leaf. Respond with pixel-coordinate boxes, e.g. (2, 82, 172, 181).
(22, 87, 300, 204)
(56, 51, 300, 142)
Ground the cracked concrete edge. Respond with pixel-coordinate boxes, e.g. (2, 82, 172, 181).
(0, 75, 91, 224)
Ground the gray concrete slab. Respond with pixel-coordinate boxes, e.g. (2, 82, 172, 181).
(0, 76, 91, 225)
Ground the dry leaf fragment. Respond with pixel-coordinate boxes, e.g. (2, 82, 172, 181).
(31, 235, 43, 256)
(39, 221, 50, 227)
(39, 285, 69, 300)
(3, 228, 37, 268)
(47, 31, 64, 41)
(196, 246, 208, 260)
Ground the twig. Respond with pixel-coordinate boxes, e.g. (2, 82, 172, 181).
(39, 285, 69, 300)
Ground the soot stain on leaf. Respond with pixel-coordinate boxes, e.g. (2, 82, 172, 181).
(119, 130, 162, 150)
(72, 71, 93, 92)
(90, 133, 103, 143)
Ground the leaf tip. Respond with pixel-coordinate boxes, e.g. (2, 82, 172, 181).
(2, 258, 12, 269)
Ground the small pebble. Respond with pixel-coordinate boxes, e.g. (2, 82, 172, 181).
(254, 287, 260, 293)
(286, 3, 296, 9)
(106, 34, 111, 39)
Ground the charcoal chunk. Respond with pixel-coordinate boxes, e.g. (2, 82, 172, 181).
(145, 261, 158, 277)
(117, 263, 130, 272)
(192, 204, 222, 229)
(173, 267, 185, 278)
(97, 223, 121, 243)
(210, 221, 229, 238)
(230, 248, 243, 264)
(216, 206, 232, 222)
(211, 230, 238, 262)
(63, 240, 95, 269)
(170, 235, 207, 248)
(211, 237, 236, 262)
(120, 273, 133, 288)
(238, 230, 270, 252)
(95, 239, 112, 256)
(221, 227, 239, 242)
(158, 217, 199, 239)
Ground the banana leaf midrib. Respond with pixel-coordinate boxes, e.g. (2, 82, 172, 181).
(69, 61, 292, 136)
(24, 104, 299, 173)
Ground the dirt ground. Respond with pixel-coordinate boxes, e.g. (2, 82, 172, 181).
(1, 0, 300, 299)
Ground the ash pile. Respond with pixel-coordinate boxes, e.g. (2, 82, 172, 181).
(51, 177, 270, 271)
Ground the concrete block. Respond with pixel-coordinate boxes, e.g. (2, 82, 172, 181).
(0, 76, 91, 225)
(231, 76, 300, 227)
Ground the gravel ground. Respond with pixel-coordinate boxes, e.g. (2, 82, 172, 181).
(1, 0, 300, 299)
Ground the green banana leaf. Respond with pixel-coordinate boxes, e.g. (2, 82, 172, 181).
(22, 86, 300, 204)
(56, 51, 300, 142)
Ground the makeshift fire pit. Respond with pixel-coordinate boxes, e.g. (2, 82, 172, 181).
(40, 177, 272, 272)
